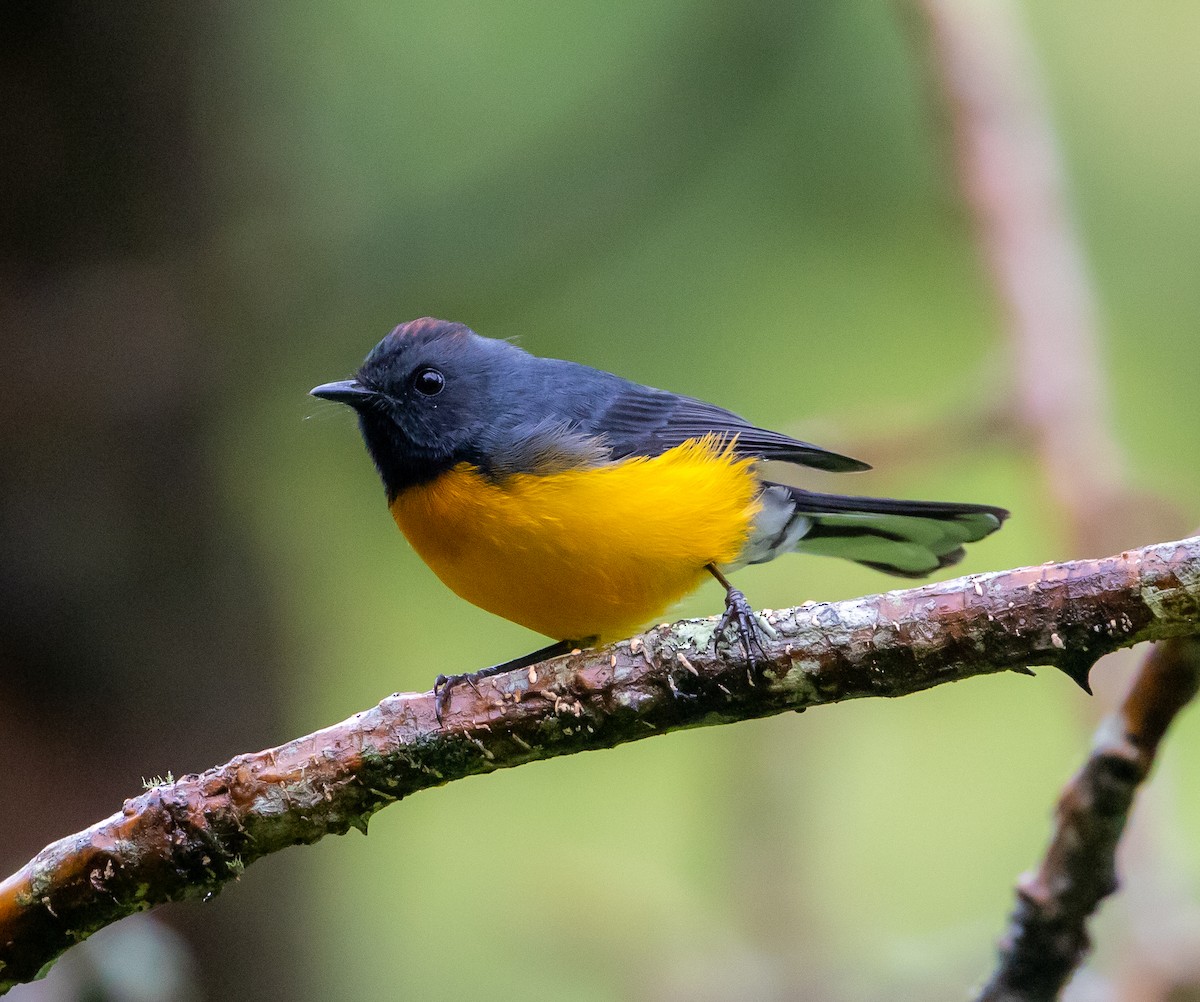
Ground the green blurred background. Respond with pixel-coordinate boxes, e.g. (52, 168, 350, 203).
(3, 2, 1198, 999)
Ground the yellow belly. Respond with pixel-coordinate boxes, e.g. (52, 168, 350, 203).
(389, 437, 760, 641)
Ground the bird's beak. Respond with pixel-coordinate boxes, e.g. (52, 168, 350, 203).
(309, 380, 377, 407)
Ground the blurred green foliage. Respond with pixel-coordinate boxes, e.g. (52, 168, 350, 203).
(189, 2, 1200, 998)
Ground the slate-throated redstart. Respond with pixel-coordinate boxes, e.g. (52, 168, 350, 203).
(312, 317, 1010, 714)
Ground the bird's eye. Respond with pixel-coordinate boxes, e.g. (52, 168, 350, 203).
(412, 367, 445, 396)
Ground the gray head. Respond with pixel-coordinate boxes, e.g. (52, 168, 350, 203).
(310, 318, 530, 498)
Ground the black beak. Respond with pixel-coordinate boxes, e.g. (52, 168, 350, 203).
(309, 380, 378, 408)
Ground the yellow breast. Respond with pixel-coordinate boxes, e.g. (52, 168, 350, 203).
(388, 437, 761, 641)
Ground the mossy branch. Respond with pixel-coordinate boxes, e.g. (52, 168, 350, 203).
(3, 536, 1200, 993)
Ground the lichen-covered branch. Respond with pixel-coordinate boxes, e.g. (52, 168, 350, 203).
(3, 537, 1200, 993)
(977, 636, 1200, 1002)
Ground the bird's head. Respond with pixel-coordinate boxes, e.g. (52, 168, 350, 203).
(311, 318, 520, 499)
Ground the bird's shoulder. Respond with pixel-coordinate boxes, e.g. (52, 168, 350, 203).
(473, 352, 868, 477)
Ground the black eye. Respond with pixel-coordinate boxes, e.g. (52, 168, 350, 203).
(412, 367, 445, 396)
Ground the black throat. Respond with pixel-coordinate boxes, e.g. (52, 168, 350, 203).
(357, 413, 457, 502)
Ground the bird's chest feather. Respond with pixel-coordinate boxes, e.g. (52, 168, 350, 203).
(388, 438, 761, 640)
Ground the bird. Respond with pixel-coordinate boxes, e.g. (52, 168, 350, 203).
(311, 317, 1009, 715)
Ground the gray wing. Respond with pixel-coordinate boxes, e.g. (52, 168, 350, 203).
(476, 357, 870, 476)
(583, 381, 870, 473)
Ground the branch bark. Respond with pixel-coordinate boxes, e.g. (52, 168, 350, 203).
(3, 537, 1200, 993)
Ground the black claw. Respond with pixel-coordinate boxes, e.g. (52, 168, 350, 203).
(433, 673, 458, 722)
(433, 670, 491, 721)
(431, 638, 584, 724)
(716, 586, 768, 670)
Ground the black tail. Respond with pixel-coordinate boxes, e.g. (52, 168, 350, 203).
(777, 485, 1008, 577)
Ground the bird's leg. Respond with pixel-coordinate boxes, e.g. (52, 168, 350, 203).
(707, 564, 767, 677)
(434, 638, 587, 722)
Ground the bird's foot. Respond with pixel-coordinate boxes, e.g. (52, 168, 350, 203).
(434, 671, 484, 722)
(432, 638, 584, 723)
(715, 586, 768, 680)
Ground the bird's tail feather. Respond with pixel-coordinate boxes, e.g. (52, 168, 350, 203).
(747, 483, 1008, 577)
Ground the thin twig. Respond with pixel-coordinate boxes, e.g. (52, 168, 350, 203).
(911, 0, 1178, 554)
(2, 537, 1199, 993)
(977, 637, 1200, 1002)
(911, 3, 1199, 996)
(913, 0, 1116, 494)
